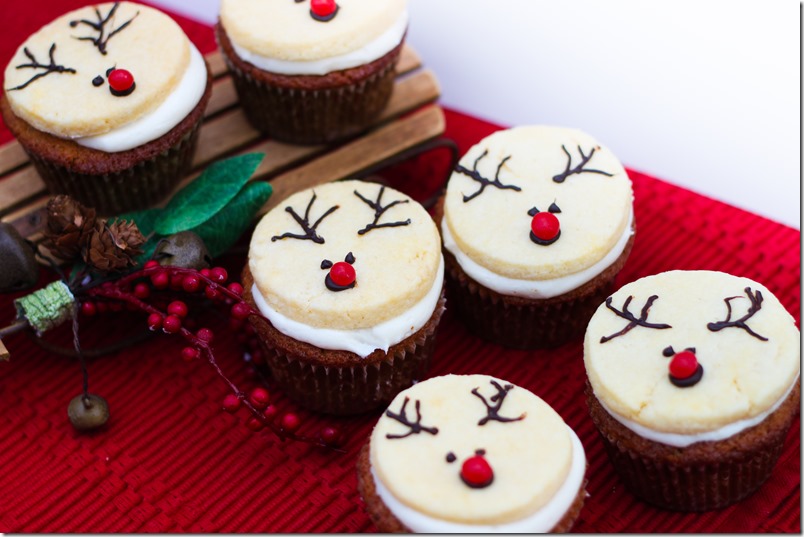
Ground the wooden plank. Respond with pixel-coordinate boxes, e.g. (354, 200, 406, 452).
(1, 198, 47, 237)
(263, 105, 445, 212)
(204, 77, 238, 118)
(191, 68, 440, 170)
(379, 69, 439, 122)
(0, 167, 45, 216)
(396, 46, 421, 76)
(0, 142, 28, 176)
(205, 50, 228, 78)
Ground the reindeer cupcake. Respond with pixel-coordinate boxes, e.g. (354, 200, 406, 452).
(584, 270, 800, 511)
(1, 2, 212, 214)
(357, 374, 588, 532)
(437, 125, 635, 349)
(216, 0, 407, 144)
(243, 180, 445, 415)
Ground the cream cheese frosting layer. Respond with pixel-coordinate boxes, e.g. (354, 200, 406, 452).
(369, 374, 582, 526)
(4, 2, 191, 138)
(248, 180, 442, 331)
(584, 270, 801, 435)
(229, 10, 407, 76)
(250, 255, 443, 357)
(442, 209, 634, 299)
(443, 126, 633, 281)
(220, 0, 406, 63)
(76, 43, 206, 152)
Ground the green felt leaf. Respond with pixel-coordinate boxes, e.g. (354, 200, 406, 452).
(154, 153, 265, 235)
(192, 181, 272, 258)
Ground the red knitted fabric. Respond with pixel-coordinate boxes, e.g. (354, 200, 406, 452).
(0, 2, 799, 532)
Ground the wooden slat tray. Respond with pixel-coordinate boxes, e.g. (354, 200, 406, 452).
(0, 45, 444, 240)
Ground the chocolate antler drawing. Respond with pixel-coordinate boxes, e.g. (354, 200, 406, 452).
(354, 186, 411, 235)
(707, 287, 768, 341)
(385, 397, 439, 439)
(455, 150, 521, 203)
(70, 2, 139, 55)
(472, 380, 525, 426)
(271, 191, 339, 244)
(552, 145, 614, 183)
(6, 44, 76, 91)
(600, 295, 672, 343)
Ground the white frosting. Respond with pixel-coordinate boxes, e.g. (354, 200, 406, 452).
(75, 43, 207, 152)
(250, 255, 444, 357)
(442, 209, 634, 299)
(371, 425, 586, 533)
(229, 10, 408, 75)
(596, 374, 800, 448)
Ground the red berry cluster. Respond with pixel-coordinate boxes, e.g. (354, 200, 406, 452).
(80, 262, 342, 449)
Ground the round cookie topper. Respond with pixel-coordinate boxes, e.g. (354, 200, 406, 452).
(443, 126, 633, 280)
(220, 0, 406, 61)
(248, 180, 441, 330)
(584, 270, 800, 434)
(4, 2, 190, 138)
(370, 374, 574, 525)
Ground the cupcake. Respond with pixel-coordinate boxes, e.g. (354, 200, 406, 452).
(357, 374, 588, 532)
(243, 180, 444, 415)
(0, 2, 212, 215)
(216, 0, 407, 144)
(438, 125, 635, 349)
(584, 270, 800, 511)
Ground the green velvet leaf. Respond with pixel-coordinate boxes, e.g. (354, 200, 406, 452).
(154, 153, 265, 235)
(191, 181, 272, 258)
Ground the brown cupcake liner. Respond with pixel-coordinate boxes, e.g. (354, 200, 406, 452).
(585, 381, 801, 511)
(442, 232, 634, 349)
(243, 266, 445, 415)
(356, 442, 587, 532)
(26, 121, 201, 216)
(217, 23, 401, 145)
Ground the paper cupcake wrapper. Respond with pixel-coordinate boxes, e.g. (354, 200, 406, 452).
(222, 43, 399, 145)
(250, 292, 445, 416)
(586, 382, 800, 511)
(27, 120, 201, 216)
(443, 239, 633, 349)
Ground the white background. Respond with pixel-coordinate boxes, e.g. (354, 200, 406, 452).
(151, 0, 801, 229)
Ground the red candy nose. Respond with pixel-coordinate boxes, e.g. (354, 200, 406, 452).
(329, 261, 356, 287)
(461, 455, 494, 488)
(531, 212, 560, 241)
(311, 0, 337, 17)
(108, 69, 134, 92)
(669, 350, 698, 379)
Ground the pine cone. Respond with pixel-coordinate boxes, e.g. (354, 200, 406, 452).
(83, 220, 146, 272)
(42, 195, 97, 261)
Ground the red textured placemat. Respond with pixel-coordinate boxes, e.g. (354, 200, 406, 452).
(0, 2, 800, 533)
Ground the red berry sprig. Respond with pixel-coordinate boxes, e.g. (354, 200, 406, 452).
(81, 263, 344, 450)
